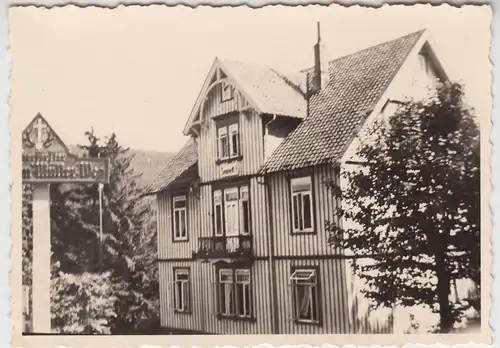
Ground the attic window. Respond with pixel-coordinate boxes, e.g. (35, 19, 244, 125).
(221, 81, 234, 102)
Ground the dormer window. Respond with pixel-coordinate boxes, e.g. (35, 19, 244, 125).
(221, 81, 234, 102)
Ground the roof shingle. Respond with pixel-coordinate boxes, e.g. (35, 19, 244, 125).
(262, 29, 426, 173)
(219, 58, 308, 119)
(145, 30, 427, 194)
(143, 137, 198, 195)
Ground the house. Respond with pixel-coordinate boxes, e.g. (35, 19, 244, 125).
(144, 25, 448, 334)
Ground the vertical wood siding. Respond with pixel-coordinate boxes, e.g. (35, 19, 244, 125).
(159, 260, 272, 334)
(197, 85, 264, 183)
(268, 164, 342, 257)
(274, 258, 349, 334)
(156, 188, 201, 259)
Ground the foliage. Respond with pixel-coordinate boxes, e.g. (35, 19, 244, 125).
(51, 262, 119, 334)
(22, 129, 160, 334)
(22, 184, 33, 287)
(326, 82, 480, 333)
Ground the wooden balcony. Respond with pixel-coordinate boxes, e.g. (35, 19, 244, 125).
(193, 235, 253, 259)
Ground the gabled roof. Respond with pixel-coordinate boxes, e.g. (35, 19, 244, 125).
(218, 58, 307, 119)
(262, 29, 427, 173)
(143, 137, 198, 195)
(146, 29, 436, 194)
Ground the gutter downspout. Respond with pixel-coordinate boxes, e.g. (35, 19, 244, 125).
(263, 114, 279, 334)
(264, 171, 279, 334)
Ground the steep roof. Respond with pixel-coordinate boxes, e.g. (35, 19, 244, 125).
(145, 29, 429, 194)
(262, 29, 426, 173)
(143, 137, 198, 195)
(218, 58, 307, 119)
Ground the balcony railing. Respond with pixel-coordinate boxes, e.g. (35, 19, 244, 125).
(193, 235, 253, 259)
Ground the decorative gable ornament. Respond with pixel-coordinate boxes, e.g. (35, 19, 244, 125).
(22, 113, 111, 184)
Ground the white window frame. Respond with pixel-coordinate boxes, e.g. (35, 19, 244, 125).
(173, 269, 191, 313)
(217, 127, 229, 160)
(290, 268, 320, 324)
(224, 188, 239, 237)
(221, 81, 234, 102)
(218, 269, 235, 316)
(228, 123, 240, 158)
(239, 186, 250, 235)
(290, 176, 314, 233)
(173, 195, 188, 241)
(235, 269, 252, 318)
(214, 190, 224, 237)
(217, 268, 252, 318)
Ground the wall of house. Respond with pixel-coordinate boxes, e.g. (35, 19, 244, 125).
(156, 188, 201, 260)
(158, 259, 274, 334)
(267, 164, 342, 257)
(196, 83, 264, 183)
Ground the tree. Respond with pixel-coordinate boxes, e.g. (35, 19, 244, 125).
(327, 82, 480, 333)
(49, 129, 159, 334)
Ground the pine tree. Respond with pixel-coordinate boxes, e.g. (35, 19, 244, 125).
(327, 82, 480, 333)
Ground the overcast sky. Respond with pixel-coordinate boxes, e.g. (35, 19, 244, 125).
(9, 4, 491, 153)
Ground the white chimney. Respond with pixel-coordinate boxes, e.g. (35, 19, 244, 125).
(312, 22, 329, 93)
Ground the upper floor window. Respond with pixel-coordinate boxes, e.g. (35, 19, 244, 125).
(221, 81, 234, 102)
(290, 268, 320, 324)
(171, 268, 191, 313)
(217, 123, 240, 160)
(172, 195, 188, 241)
(217, 268, 252, 319)
(290, 176, 314, 233)
(213, 185, 251, 237)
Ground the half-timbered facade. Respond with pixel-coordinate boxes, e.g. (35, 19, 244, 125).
(144, 27, 450, 334)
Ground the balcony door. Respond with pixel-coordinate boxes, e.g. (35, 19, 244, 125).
(224, 188, 239, 252)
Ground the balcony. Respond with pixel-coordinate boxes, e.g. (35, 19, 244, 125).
(193, 235, 253, 259)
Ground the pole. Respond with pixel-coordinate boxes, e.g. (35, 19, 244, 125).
(98, 182, 103, 272)
(32, 183, 52, 333)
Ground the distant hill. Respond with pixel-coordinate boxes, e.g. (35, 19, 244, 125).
(68, 145, 175, 188)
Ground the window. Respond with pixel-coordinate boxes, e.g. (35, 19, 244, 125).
(229, 124, 239, 157)
(173, 269, 191, 313)
(217, 123, 240, 160)
(217, 268, 252, 318)
(221, 81, 234, 102)
(173, 196, 187, 241)
(214, 190, 223, 237)
(290, 268, 320, 324)
(290, 176, 314, 233)
(239, 186, 250, 235)
(213, 185, 250, 236)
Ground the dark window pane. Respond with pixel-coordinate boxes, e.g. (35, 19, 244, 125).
(292, 195, 299, 230)
(303, 194, 312, 229)
(242, 201, 250, 233)
(297, 193, 303, 230)
(215, 205, 222, 235)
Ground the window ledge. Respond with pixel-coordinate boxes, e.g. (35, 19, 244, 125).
(173, 238, 189, 243)
(291, 230, 316, 235)
(216, 314, 256, 323)
(174, 310, 192, 315)
(216, 156, 242, 165)
(294, 319, 321, 326)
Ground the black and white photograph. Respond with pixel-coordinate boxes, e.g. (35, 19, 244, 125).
(9, 2, 491, 345)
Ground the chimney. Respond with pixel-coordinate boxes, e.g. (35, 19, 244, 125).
(312, 22, 329, 94)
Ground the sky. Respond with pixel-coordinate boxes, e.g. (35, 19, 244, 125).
(8, 4, 492, 153)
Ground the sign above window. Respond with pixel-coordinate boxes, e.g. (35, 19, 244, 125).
(220, 161, 239, 178)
